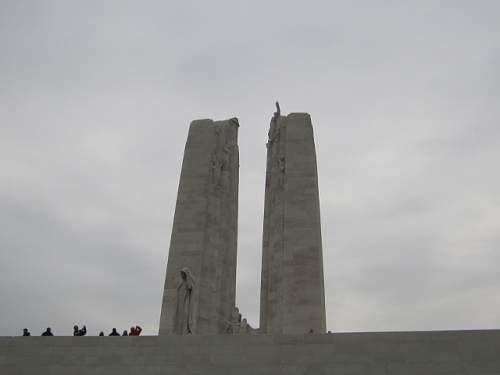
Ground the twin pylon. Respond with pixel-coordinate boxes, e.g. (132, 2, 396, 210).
(159, 110, 326, 335)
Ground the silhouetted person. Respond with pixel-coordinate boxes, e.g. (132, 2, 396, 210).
(98, 332, 104, 336)
(122, 330, 128, 336)
(73, 325, 87, 336)
(22, 328, 30, 336)
(109, 328, 119, 336)
(129, 325, 142, 336)
(41, 328, 53, 336)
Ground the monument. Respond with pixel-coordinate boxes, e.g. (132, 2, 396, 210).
(260, 106, 326, 334)
(160, 105, 326, 336)
(1, 107, 499, 374)
(159, 118, 240, 335)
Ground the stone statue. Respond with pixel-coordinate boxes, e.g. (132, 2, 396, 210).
(173, 268, 195, 335)
(225, 306, 241, 333)
(268, 101, 282, 147)
(219, 146, 231, 190)
(225, 307, 254, 334)
(238, 318, 250, 334)
(274, 101, 281, 119)
(229, 117, 239, 127)
(279, 156, 286, 172)
(210, 153, 222, 186)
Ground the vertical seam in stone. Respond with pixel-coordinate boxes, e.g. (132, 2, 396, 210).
(279, 117, 287, 334)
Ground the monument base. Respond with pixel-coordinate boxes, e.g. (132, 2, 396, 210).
(1, 330, 499, 374)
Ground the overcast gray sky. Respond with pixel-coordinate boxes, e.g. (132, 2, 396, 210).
(1, 0, 499, 336)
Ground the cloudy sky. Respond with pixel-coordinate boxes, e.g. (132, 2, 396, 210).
(1, 0, 499, 336)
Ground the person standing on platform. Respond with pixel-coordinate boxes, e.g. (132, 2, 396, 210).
(73, 325, 87, 336)
(129, 325, 142, 336)
(41, 328, 53, 336)
(108, 328, 119, 336)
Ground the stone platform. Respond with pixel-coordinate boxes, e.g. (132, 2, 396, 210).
(1, 330, 499, 374)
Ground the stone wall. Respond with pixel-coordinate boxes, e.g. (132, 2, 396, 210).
(1, 330, 499, 374)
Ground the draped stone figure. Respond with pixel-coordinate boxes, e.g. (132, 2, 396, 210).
(239, 318, 250, 334)
(225, 306, 242, 333)
(173, 268, 195, 335)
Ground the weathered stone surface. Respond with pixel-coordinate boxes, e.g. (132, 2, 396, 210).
(2, 330, 500, 374)
(159, 118, 239, 335)
(260, 113, 326, 334)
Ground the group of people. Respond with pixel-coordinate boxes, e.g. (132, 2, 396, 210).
(100, 326, 142, 336)
(22, 325, 142, 337)
(21, 328, 55, 336)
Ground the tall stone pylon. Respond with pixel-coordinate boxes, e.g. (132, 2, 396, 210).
(260, 109, 327, 334)
(159, 118, 239, 335)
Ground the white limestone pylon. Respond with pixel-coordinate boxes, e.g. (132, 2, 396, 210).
(260, 112, 326, 334)
(159, 118, 239, 335)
